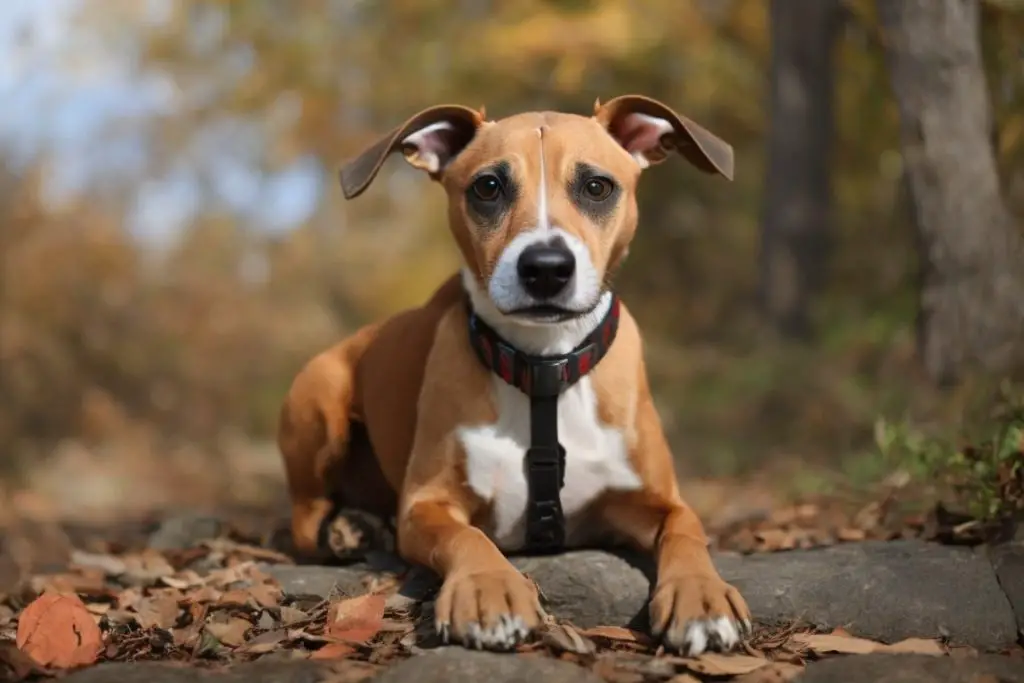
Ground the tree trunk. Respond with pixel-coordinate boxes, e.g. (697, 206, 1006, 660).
(878, 0, 1024, 385)
(760, 0, 842, 339)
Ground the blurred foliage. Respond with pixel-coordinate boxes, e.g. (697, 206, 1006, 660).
(3, 0, 1024, 480)
(874, 381, 1024, 522)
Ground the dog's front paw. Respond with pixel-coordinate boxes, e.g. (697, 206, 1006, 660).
(434, 568, 545, 652)
(649, 572, 752, 656)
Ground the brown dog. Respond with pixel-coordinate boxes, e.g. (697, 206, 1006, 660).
(278, 95, 751, 655)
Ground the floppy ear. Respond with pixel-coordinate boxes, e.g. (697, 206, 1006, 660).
(594, 95, 734, 180)
(339, 104, 486, 199)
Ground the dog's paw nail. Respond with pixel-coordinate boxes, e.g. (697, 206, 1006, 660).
(436, 621, 451, 644)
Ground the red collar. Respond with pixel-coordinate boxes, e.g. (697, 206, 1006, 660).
(466, 296, 621, 398)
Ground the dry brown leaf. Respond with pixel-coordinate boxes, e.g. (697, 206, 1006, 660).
(15, 592, 103, 669)
(792, 632, 944, 656)
(837, 528, 866, 542)
(578, 625, 652, 645)
(201, 539, 294, 565)
(882, 637, 945, 655)
(311, 642, 358, 660)
(238, 628, 288, 654)
(279, 606, 309, 625)
(0, 640, 49, 682)
(247, 583, 282, 609)
(675, 652, 769, 676)
(217, 589, 255, 607)
(792, 632, 880, 655)
(133, 593, 181, 630)
(326, 594, 385, 645)
(541, 622, 597, 655)
(204, 615, 253, 647)
(159, 571, 204, 590)
(734, 661, 805, 682)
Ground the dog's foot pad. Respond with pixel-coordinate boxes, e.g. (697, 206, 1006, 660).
(321, 508, 395, 561)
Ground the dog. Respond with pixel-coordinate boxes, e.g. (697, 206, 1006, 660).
(277, 95, 751, 656)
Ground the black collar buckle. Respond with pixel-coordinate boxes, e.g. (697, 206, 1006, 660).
(527, 358, 568, 398)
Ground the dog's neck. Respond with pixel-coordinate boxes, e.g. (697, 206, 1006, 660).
(460, 268, 613, 357)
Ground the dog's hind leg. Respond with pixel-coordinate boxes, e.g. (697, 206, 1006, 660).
(277, 323, 381, 558)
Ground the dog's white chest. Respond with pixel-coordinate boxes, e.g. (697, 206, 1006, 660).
(456, 376, 642, 551)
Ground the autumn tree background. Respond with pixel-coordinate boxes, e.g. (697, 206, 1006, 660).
(1, 0, 1022, 527)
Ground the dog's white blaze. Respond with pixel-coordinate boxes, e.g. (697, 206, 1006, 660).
(536, 128, 549, 231)
(458, 271, 643, 551)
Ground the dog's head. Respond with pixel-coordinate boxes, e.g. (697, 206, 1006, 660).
(340, 95, 732, 325)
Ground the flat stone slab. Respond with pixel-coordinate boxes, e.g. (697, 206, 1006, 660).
(716, 540, 1017, 648)
(61, 660, 330, 683)
(263, 540, 1019, 650)
(991, 541, 1024, 638)
(374, 648, 602, 683)
(796, 653, 1024, 683)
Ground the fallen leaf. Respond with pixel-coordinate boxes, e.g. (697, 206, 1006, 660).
(28, 572, 108, 596)
(792, 632, 879, 655)
(540, 622, 597, 655)
(204, 615, 252, 647)
(247, 583, 282, 609)
(311, 642, 358, 660)
(882, 637, 945, 655)
(325, 594, 385, 645)
(676, 652, 769, 676)
(836, 528, 866, 542)
(0, 640, 48, 682)
(238, 628, 288, 654)
(69, 550, 128, 577)
(160, 571, 204, 590)
(578, 625, 652, 645)
(734, 661, 805, 682)
(278, 606, 309, 625)
(217, 589, 256, 608)
(792, 632, 944, 656)
(15, 592, 103, 669)
(201, 539, 294, 565)
(133, 594, 181, 630)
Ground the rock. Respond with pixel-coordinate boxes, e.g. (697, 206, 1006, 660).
(372, 648, 601, 683)
(511, 551, 649, 628)
(796, 653, 1024, 683)
(990, 541, 1024, 638)
(262, 540, 1018, 649)
(262, 564, 370, 599)
(61, 660, 329, 683)
(715, 540, 1018, 649)
(147, 514, 225, 551)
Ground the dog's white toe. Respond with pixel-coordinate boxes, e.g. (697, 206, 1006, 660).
(436, 614, 529, 651)
(675, 615, 744, 656)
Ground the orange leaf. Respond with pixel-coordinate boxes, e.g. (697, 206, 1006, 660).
(578, 625, 652, 645)
(792, 632, 879, 654)
(676, 653, 769, 676)
(325, 594, 385, 645)
(881, 637, 945, 655)
(311, 642, 357, 660)
(16, 592, 103, 669)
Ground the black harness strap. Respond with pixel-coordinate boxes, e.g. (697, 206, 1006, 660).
(466, 297, 621, 553)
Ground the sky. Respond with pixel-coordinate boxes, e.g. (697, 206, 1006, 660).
(0, 0, 322, 246)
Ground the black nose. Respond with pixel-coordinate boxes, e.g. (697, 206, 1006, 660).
(516, 243, 575, 300)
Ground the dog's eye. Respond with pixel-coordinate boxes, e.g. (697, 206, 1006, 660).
(583, 177, 614, 201)
(470, 175, 502, 202)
